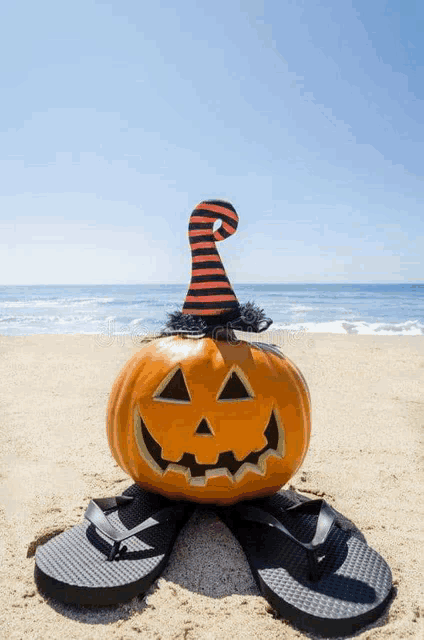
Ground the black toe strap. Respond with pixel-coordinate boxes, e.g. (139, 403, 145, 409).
(84, 496, 186, 561)
(234, 499, 336, 581)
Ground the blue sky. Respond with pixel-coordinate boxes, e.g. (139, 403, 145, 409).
(0, 0, 422, 285)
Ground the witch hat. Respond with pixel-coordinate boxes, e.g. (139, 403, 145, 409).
(164, 200, 272, 336)
(182, 199, 239, 317)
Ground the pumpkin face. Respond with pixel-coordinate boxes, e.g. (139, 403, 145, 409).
(107, 335, 311, 505)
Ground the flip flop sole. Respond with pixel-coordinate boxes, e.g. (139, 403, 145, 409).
(219, 492, 393, 637)
(35, 485, 194, 606)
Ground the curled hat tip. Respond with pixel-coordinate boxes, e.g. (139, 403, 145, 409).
(198, 198, 237, 210)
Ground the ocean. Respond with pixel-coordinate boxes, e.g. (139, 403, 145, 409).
(0, 283, 423, 338)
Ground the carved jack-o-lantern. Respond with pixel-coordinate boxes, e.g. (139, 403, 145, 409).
(107, 335, 311, 504)
(107, 200, 311, 504)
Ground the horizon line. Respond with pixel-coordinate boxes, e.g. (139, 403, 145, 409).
(1, 281, 423, 287)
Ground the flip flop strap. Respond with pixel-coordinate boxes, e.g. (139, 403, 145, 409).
(84, 496, 185, 561)
(235, 499, 336, 581)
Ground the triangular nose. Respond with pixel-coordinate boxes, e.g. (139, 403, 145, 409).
(195, 418, 213, 435)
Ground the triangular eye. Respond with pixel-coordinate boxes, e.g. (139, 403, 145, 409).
(155, 368, 190, 402)
(218, 371, 252, 401)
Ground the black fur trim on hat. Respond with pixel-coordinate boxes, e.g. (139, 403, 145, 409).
(229, 301, 273, 332)
(162, 301, 272, 337)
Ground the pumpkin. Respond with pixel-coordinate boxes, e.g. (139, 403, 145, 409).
(107, 334, 311, 505)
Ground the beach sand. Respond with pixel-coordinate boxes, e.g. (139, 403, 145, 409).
(0, 331, 423, 639)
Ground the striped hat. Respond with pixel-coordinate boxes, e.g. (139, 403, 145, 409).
(163, 200, 272, 336)
(182, 200, 239, 317)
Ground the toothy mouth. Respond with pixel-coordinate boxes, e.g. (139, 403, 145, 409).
(134, 409, 285, 484)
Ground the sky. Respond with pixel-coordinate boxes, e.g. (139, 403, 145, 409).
(0, 0, 423, 285)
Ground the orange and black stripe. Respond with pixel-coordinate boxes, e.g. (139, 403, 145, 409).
(182, 200, 240, 316)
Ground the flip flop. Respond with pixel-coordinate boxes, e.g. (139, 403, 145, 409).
(217, 491, 393, 637)
(35, 484, 195, 606)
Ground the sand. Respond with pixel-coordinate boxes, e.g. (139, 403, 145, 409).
(0, 331, 423, 639)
